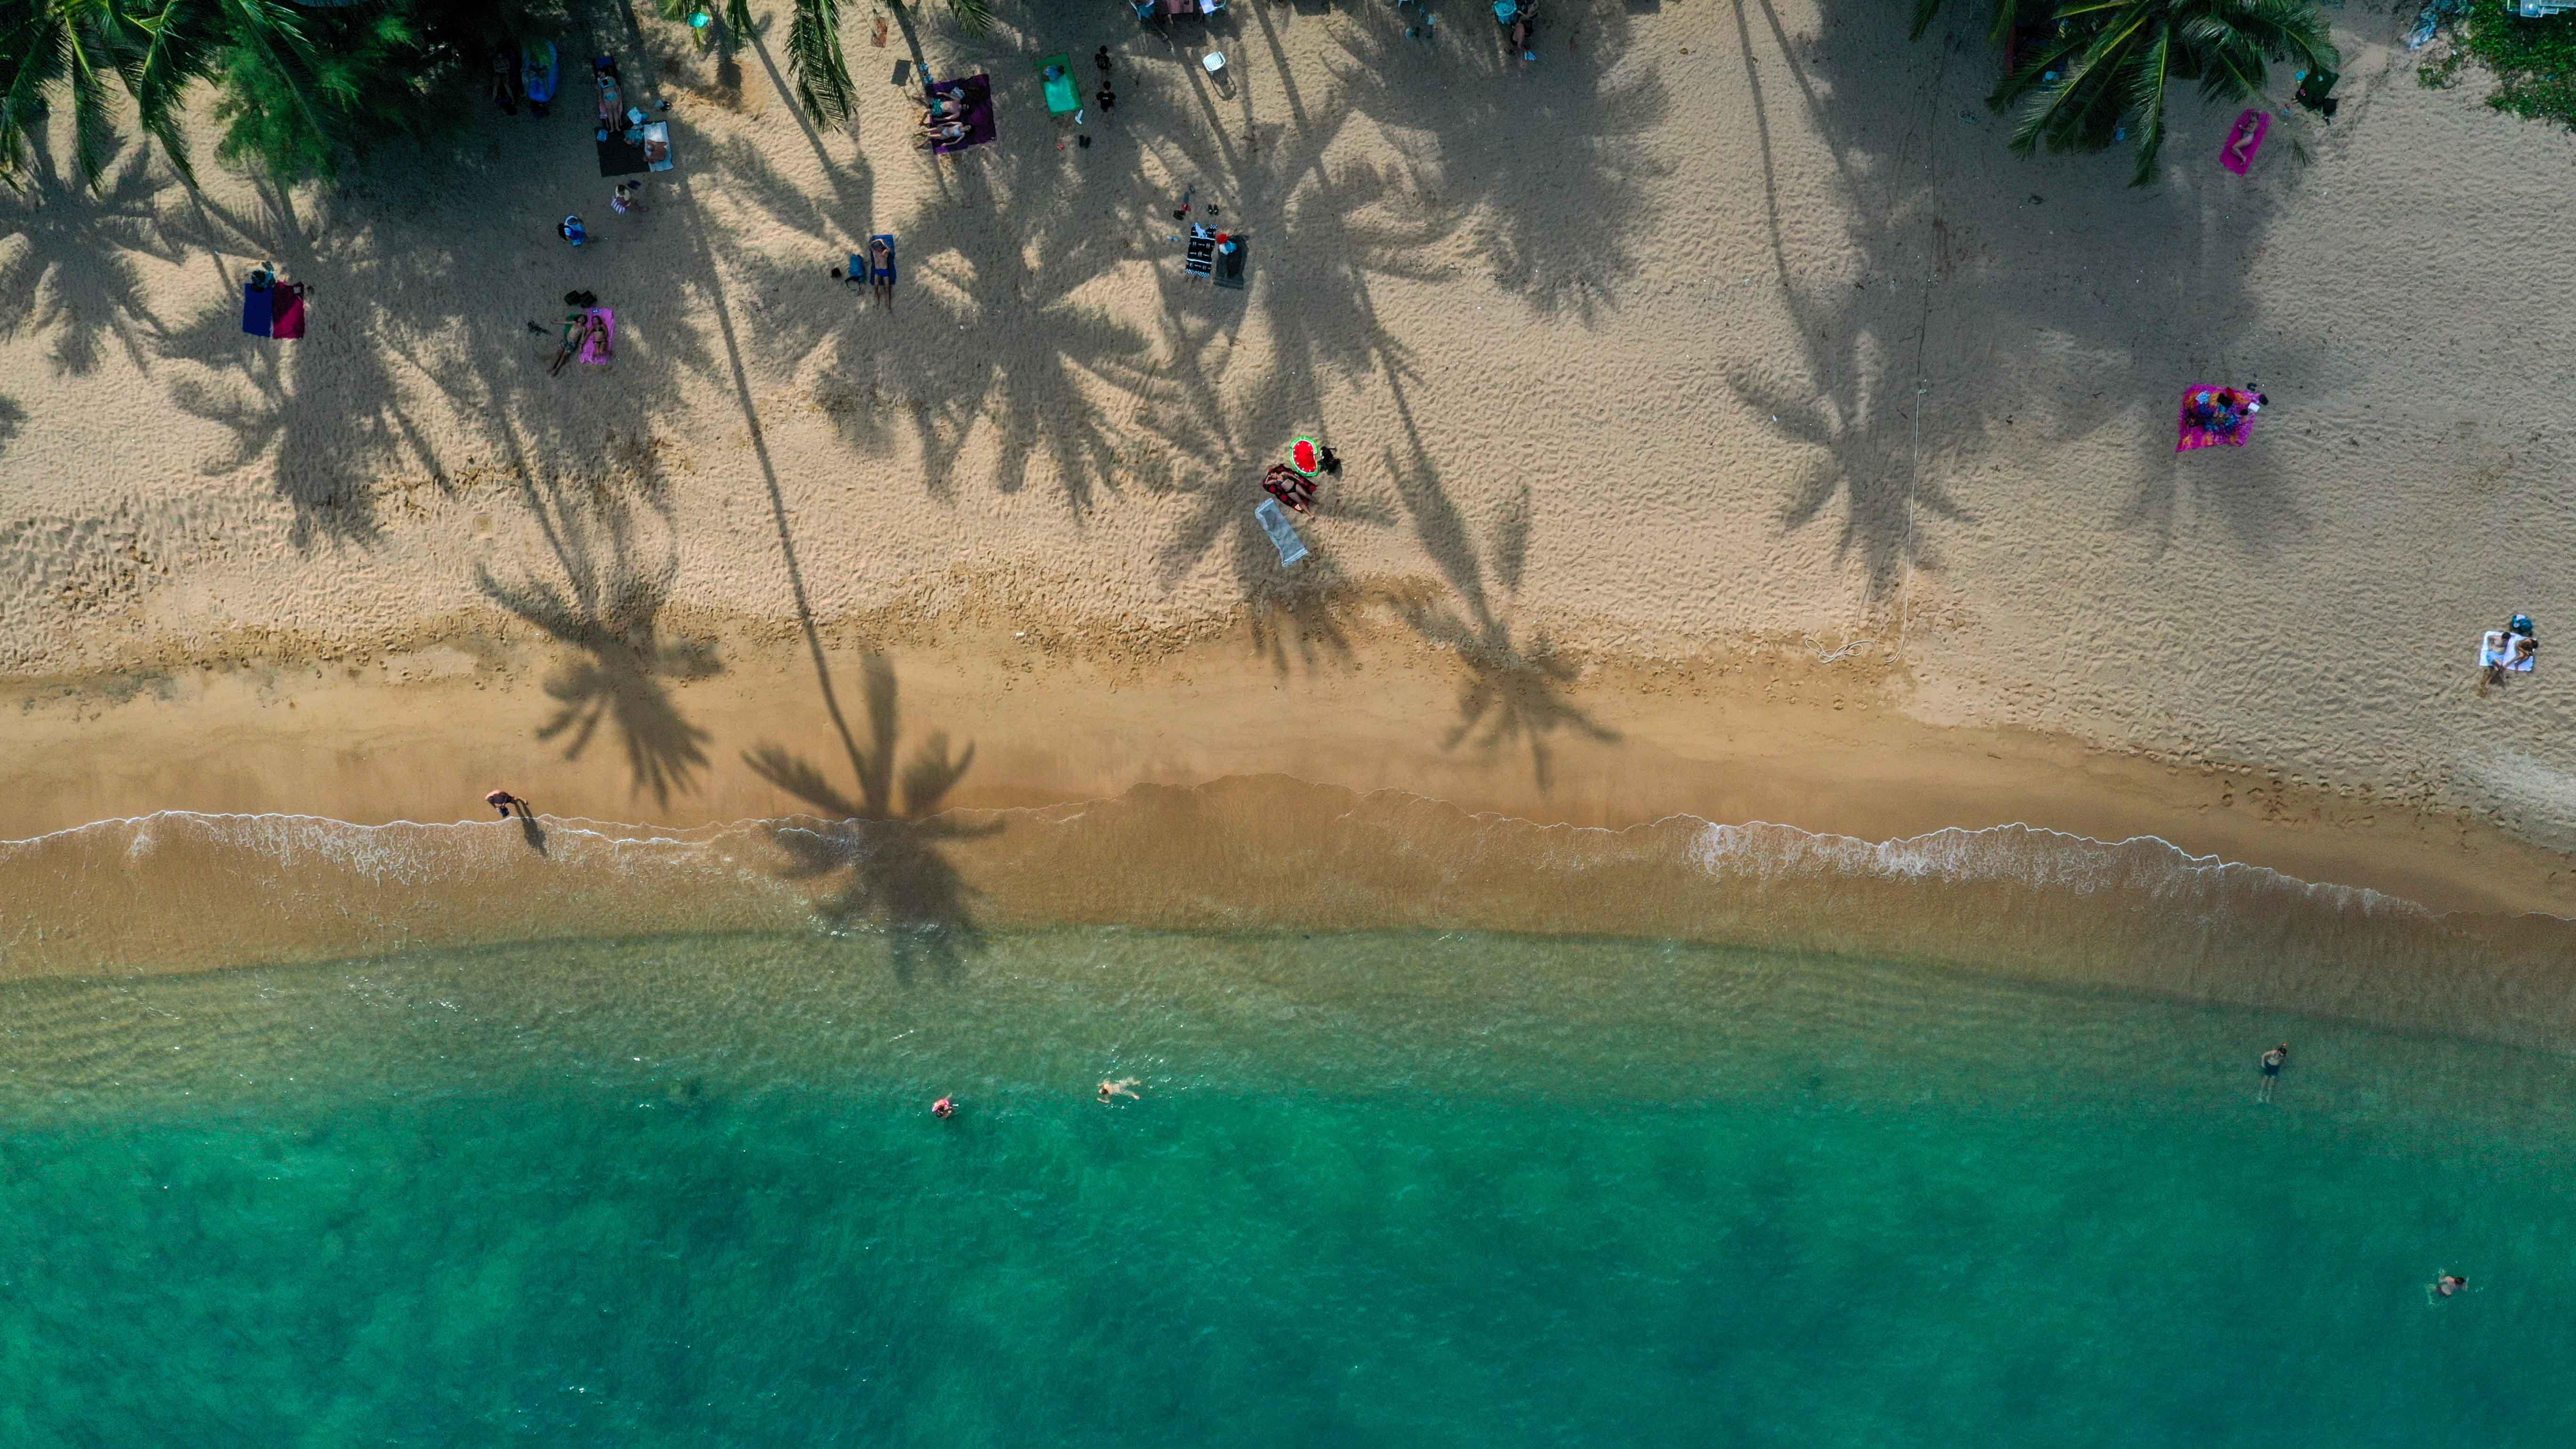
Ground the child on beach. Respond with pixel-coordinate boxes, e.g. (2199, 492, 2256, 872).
(611, 182, 645, 215)
(558, 215, 587, 247)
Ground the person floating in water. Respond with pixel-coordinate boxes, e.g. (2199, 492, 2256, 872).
(932, 1095, 957, 1119)
(484, 789, 529, 819)
(1098, 1078, 1142, 1103)
(2431, 1273, 2468, 1301)
(2257, 1042, 2288, 1102)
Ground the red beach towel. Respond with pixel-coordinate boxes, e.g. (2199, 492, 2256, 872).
(271, 286, 307, 340)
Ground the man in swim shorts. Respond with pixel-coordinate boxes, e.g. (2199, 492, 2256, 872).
(2257, 1043, 2288, 1102)
(1098, 1078, 1142, 1103)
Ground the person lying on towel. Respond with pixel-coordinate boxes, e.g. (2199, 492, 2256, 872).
(2480, 628, 2539, 688)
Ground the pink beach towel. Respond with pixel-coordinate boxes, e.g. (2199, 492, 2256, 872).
(579, 306, 614, 366)
(2175, 385, 2256, 451)
(2220, 110, 2269, 176)
(271, 285, 306, 340)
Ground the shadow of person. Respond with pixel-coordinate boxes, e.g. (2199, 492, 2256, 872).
(515, 811, 550, 856)
(743, 655, 997, 984)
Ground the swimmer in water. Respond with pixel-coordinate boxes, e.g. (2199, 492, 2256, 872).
(2431, 1273, 2468, 1301)
(931, 1095, 956, 1119)
(1098, 1078, 1142, 1103)
(2257, 1043, 2288, 1102)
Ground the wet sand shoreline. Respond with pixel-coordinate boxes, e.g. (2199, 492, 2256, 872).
(7, 610, 2570, 924)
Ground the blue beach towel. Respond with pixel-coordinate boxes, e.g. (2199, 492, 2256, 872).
(1256, 499, 1308, 566)
(240, 279, 274, 337)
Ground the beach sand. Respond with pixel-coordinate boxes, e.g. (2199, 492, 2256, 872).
(2, 0, 2572, 934)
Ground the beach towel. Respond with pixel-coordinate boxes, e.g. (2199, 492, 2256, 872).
(2220, 109, 2269, 176)
(929, 74, 997, 154)
(240, 279, 274, 338)
(271, 285, 306, 340)
(1213, 233, 1248, 291)
(1039, 53, 1080, 116)
(2482, 630, 2538, 673)
(2175, 385, 2256, 451)
(580, 307, 615, 366)
(1184, 225, 1216, 278)
(523, 41, 559, 104)
(1256, 498, 1309, 566)
(598, 121, 673, 177)
(869, 234, 897, 285)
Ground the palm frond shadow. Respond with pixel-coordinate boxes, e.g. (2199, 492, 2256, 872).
(0, 146, 177, 378)
(744, 655, 997, 984)
(1377, 440, 1617, 789)
(476, 488, 719, 807)
(1731, 0, 2321, 584)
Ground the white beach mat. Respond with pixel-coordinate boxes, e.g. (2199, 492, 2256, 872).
(1256, 499, 1309, 565)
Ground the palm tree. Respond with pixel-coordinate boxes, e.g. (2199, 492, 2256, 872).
(1992, 0, 2334, 184)
(0, 0, 240, 190)
(766, 0, 990, 131)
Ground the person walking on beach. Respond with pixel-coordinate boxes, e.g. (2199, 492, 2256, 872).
(1098, 1078, 1142, 1103)
(484, 789, 530, 819)
(611, 182, 645, 215)
(2256, 1042, 2288, 1102)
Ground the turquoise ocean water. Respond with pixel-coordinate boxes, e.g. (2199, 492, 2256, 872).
(4, 925, 2572, 1445)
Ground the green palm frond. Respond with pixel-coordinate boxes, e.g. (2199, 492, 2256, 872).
(1989, 0, 2337, 184)
(2121, 27, 2172, 183)
(785, 0, 853, 126)
(0, 3, 74, 186)
(942, 0, 991, 35)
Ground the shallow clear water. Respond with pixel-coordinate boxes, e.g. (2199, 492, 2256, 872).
(5, 927, 2572, 1445)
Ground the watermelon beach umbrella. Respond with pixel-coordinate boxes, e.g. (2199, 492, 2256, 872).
(1290, 438, 1322, 476)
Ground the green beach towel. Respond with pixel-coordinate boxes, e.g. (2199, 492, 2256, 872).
(1039, 53, 1079, 115)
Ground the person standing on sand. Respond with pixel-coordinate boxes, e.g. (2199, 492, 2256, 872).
(1098, 1078, 1142, 1103)
(484, 789, 529, 819)
(2256, 1043, 2288, 1102)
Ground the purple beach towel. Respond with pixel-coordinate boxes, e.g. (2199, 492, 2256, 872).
(2175, 384, 2256, 451)
(929, 74, 997, 154)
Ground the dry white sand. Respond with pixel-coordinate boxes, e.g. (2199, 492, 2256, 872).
(1, 0, 2571, 863)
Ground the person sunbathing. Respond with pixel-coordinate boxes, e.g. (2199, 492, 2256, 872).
(551, 312, 594, 376)
(1262, 464, 1312, 513)
(916, 120, 971, 146)
(925, 95, 967, 120)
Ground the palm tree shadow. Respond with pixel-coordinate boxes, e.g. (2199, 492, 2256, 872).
(744, 655, 997, 984)
(1374, 440, 1618, 788)
(476, 488, 720, 808)
(0, 146, 175, 378)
